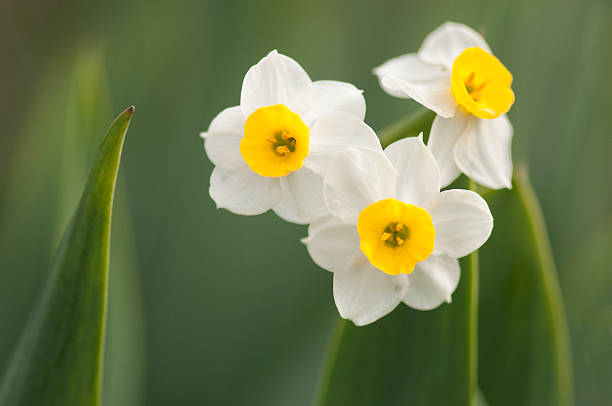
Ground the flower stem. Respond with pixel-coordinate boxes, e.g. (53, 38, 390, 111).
(378, 108, 436, 148)
(467, 179, 479, 405)
(313, 317, 348, 406)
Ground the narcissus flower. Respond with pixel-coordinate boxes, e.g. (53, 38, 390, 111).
(202, 50, 378, 223)
(303, 136, 493, 325)
(373, 22, 515, 189)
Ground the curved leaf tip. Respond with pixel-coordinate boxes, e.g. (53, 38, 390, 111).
(0, 107, 134, 406)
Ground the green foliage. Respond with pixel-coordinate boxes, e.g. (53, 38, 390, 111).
(564, 215, 612, 405)
(0, 108, 133, 406)
(478, 168, 573, 406)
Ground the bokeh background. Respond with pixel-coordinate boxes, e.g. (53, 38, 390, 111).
(1, 0, 611, 404)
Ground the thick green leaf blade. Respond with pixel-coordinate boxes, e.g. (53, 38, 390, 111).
(564, 215, 612, 405)
(315, 287, 476, 405)
(0, 107, 133, 406)
(478, 168, 573, 406)
(315, 233, 478, 405)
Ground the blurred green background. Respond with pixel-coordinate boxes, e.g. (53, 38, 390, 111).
(1, 0, 611, 404)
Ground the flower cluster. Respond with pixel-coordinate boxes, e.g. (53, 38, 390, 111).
(201, 22, 514, 325)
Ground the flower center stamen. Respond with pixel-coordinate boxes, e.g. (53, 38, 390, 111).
(381, 222, 410, 247)
(463, 71, 488, 101)
(266, 130, 297, 156)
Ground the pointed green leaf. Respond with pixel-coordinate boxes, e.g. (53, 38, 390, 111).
(0, 107, 134, 406)
(478, 168, 573, 406)
(378, 108, 435, 147)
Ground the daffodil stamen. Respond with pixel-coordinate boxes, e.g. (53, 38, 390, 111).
(241, 104, 309, 177)
(357, 198, 435, 275)
(381, 222, 410, 248)
(451, 47, 515, 119)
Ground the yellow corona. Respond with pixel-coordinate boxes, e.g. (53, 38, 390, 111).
(451, 47, 515, 119)
(357, 198, 435, 275)
(241, 104, 309, 177)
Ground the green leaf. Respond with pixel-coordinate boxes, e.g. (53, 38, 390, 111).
(0, 107, 134, 406)
(564, 215, 612, 405)
(378, 108, 435, 148)
(315, 180, 479, 406)
(478, 167, 573, 406)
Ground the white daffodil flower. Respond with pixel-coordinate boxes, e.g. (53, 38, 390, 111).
(303, 136, 493, 325)
(202, 50, 379, 224)
(373, 22, 515, 189)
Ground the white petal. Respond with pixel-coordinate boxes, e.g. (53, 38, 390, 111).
(403, 255, 460, 310)
(302, 216, 360, 272)
(453, 115, 513, 189)
(374, 53, 449, 84)
(372, 57, 454, 118)
(334, 256, 409, 326)
(383, 135, 440, 206)
(373, 54, 455, 118)
(425, 189, 493, 258)
(240, 50, 315, 117)
(381, 75, 456, 118)
(209, 167, 282, 215)
(428, 112, 469, 187)
(273, 167, 328, 224)
(201, 106, 247, 171)
(418, 22, 492, 68)
(300, 80, 366, 124)
(306, 112, 382, 175)
(323, 146, 397, 225)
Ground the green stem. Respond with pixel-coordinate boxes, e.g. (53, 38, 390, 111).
(467, 179, 479, 405)
(514, 167, 574, 406)
(378, 108, 435, 148)
(313, 318, 348, 406)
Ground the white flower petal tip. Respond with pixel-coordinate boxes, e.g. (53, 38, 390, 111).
(240, 50, 314, 117)
(303, 81, 367, 123)
(306, 112, 381, 175)
(383, 136, 441, 205)
(323, 146, 397, 224)
(272, 167, 328, 224)
(209, 167, 282, 216)
(303, 217, 360, 273)
(403, 255, 460, 311)
(334, 257, 409, 326)
(418, 22, 491, 68)
(426, 189, 493, 258)
(202, 106, 247, 172)
(372, 51, 456, 118)
(453, 115, 514, 190)
(378, 75, 456, 118)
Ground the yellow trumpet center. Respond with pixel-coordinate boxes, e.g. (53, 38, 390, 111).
(357, 198, 435, 275)
(451, 47, 515, 119)
(241, 104, 309, 177)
